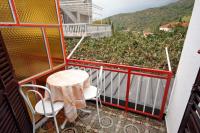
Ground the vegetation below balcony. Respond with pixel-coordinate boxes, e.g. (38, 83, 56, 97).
(66, 27, 187, 73)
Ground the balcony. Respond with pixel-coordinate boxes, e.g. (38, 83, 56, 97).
(30, 58, 171, 132)
(63, 23, 112, 38)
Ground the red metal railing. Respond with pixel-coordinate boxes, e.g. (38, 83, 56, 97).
(67, 59, 173, 120)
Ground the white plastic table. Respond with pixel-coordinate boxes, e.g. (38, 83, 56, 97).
(46, 69, 90, 123)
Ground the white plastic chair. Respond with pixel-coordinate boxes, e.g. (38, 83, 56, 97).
(84, 66, 103, 125)
(19, 84, 64, 133)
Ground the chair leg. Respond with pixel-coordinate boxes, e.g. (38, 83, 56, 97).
(96, 99, 101, 125)
(99, 97, 102, 108)
(33, 116, 36, 133)
(53, 116, 60, 133)
(61, 119, 68, 129)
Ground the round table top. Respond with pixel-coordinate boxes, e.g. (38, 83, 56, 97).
(47, 69, 89, 87)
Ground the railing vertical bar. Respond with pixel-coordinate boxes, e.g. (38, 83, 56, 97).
(100, 72, 103, 101)
(74, 25, 76, 35)
(80, 25, 82, 34)
(68, 26, 70, 33)
(10, 0, 20, 24)
(97, 70, 99, 88)
(42, 28, 53, 69)
(143, 78, 150, 112)
(79, 25, 81, 35)
(110, 72, 113, 103)
(74, 25, 75, 34)
(165, 47, 172, 72)
(9, 0, 17, 24)
(77, 25, 79, 34)
(104, 71, 106, 102)
(135, 76, 141, 110)
(152, 79, 161, 115)
(117, 73, 121, 105)
(64, 26, 66, 35)
(125, 68, 132, 111)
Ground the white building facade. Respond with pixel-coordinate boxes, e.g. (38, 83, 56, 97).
(60, 0, 112, 38)
(166, 0, 200, 132)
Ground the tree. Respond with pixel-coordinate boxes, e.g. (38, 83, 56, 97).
(179, 17, 183, 22)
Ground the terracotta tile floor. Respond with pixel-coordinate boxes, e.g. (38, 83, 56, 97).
(37, 102, 166, 133)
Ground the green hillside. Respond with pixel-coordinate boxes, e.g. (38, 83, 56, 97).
(106, 0, 194, 31)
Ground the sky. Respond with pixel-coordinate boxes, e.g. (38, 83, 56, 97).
(93, 0, 178, 19)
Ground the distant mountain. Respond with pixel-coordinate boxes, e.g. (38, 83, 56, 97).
(106, 0, 194, 32)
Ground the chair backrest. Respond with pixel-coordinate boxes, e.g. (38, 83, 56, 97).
(96, 66, 103, 97)
(19, 84, 56, 118)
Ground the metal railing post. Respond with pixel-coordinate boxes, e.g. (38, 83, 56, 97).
(125, 68, 132, 111)
(159, 72, 173, 120)
(67, 35, 85, 59)
(165, 47, 172, 72)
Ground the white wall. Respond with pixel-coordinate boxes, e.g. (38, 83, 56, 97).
(166, 0, 200, 133)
